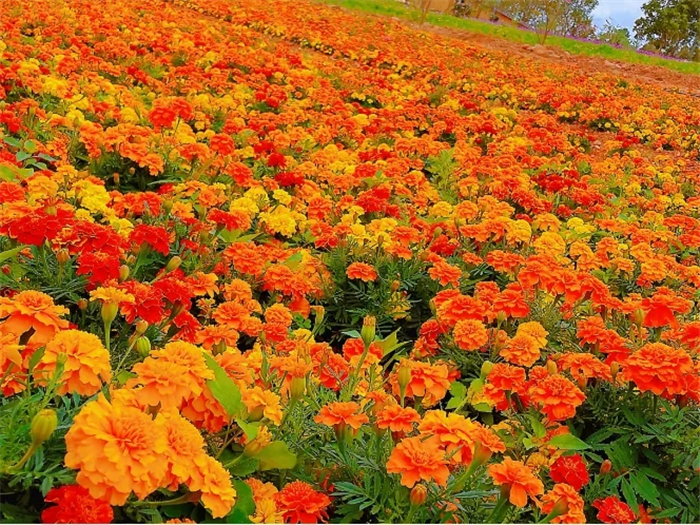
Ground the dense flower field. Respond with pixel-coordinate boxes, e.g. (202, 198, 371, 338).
(1, 0, 699, 523)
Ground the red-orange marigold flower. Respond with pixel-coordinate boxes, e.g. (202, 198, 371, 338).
(41, 485, 114, 524)
(549, 454, 589, 491)
(375, 405, 421, 433)
(540, 483, 585, 523)
(623, 342, 693, 398)
(275, 481, 331, 523)
(593, 496, 637, 523)
(453, 319, 489, 351)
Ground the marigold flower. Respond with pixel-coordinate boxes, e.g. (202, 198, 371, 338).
(275, 481, 331, 523)
(529, 374, 585, 421)
(593, 496, 637, 523)
(250, 498, 285, 524)
(375, 405, 421, 433)
(35, 330, 111, 396)
(500, 334, 541, 367)
(549, 454, 589, 491)
(64, 394, 167, 505)
(453, 319, 489, 351)
(314, 401, 369, 430)
(389, 360, 451, 407)
(540, 483, 585, 523)
(488, 457, 544, 507)
(623, 342, 693, 398)
(188, 454, 237, 518)
(0, 290, 69, 347)
(242, 386, 283, 425)
(41, 485, 114, 524)
(386, 435, 450, 488)
(346, 262, 378, 282)
(128, 341, 214, 409)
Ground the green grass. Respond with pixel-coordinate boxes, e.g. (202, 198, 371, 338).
(323, 0, 700, 75)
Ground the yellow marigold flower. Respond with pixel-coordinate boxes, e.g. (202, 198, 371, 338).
(273, 189, 292, 206)
(128, 341, 214, 409)
(242, 386, 283, 425)
(189, 454, 237, 518)
(90, 287, 135, 306)
(27, 175, 59, 200)
(64, 394, 167, 505)
(246, 478, 279, 503)
(250, 498, 285, 524)
(0, 290, 69, 347)
(35, 330, 111, 396)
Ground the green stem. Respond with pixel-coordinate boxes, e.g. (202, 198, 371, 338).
(132, 493, 197, 507)
(488, 493, 511, 523)
(104, 320, 112, 354)
(115, 336, 140, 375)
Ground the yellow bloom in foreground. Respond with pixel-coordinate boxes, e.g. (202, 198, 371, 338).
(250, 498, 285, 524)
(35, 330, 111, 396)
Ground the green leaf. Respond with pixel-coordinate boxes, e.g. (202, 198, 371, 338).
(203, 353, 242, 419)
(446, 381, 467, 409)
(528, 415, 547, 439)
(621, 478, 639, 514)
(116, 370, 137, 386)
(0, 165, 17, 182)
(545, 434, 590, 451)
(224, 480, 256, 523)
(236, 418, 259, 441)
(342, 330, 361, 339)
(0, 245, 24, 263)
(375, 330, 407, 356)
(256, 441, 297, 471)
(3, 137, 21, 148)
(284, 252, 304, 270)
(23, 140, 36, 153)
(28, 347, 46, 374)
(228, 457, 259, 477)
(631, 472, 660, 507)
(16, 151, 31, 162)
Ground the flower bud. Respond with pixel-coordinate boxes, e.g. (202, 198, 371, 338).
(632, 308, 645, 327)
(135, 320, 149, 335)
(546, 360, 558, 375)
(101, 302, 119, 325)
(390, 280, 400, 292)
(44, 205, 57, 216)
(113, 172, 120, 185)
(398, 365, 412, 391)
(360, 315, 376, 347)
(165, 256, 182, 273)
(31, 409, 58, 447)
(163, 199, 173, 215)
(56, 249, 70, 265)
(77, 298, 88, 310)
(243, 428, 271, 457)
(496, 311, 507, 325)
(213, 340, 227, 355)
(119, 264, 130, 282)
(480, 361, 494, 378)
(472, 440, 493, 467)
(410, 484, 427, 506)
(610, 362, 620, 382)
(248, 405, 265, 422)
(135, 336, 152, 358)
(549, 497, 569, 519)
(600, 459, 612, 475)
(290, 376, 306, 401)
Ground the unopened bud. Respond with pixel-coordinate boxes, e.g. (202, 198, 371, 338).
(31, 409, 58, 447)
(390, 280, 400, 292)
(165, 256, 182, 273)
(600, 459, 612, 475)
(113, 172, 120, 185)
(610, 362, 620, 382)
(101, 302, 119, 325)
(550, 497, 569, 519)
(56, 249, 70, 265)
(77, 299, 88, 310)
(577, 376, 587, 390)
(472, 440, 493, 467)
(481, 361, 494, 378)
(135, 336, 152, 358)
(433, 227, 443, 238)
(135, 320, 148, 335)
(290, 376, 306, 401)
(213, 339, 227, 355)
(119, 264, 130, 282)
(410, 484, 427, 506)
(547, 360, 558, 375)
(398, 365, 412, 391)
(163, 199, 173, 214)
(248, 405, 265, 422)
(496, 311, 507, 325)
(360, 316, 376, 347)
(632, 308, 645, 327)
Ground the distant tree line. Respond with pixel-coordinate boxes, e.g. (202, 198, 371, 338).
(452, 0, 699, 60)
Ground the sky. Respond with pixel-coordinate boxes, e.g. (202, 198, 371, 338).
(592, 0, 645, 31)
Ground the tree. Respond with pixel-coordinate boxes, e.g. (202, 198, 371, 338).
(500, 0, 598, 39)
(634, 0, 700, 60)
(597, 19, 633, 47)
(559, 0, 598, 38)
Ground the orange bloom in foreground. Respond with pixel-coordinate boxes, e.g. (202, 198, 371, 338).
(623, 342, 693, 398)
(35, 330, 111, 396)
(488, 457, 544, 507)
(386, 436, 450, 488)
(540, 483, 586, 523)
(453, 319, 489, 351)
(64, 394, 167, 505)
(0, 290, 69, 346)
(275, 481, 331, 523)
(500, 334, 541, 367)
(346, 262, 377, 282)
(314, 401, 369, 430)
(375, 405, 421, 433)
(529, 374, 585, 422)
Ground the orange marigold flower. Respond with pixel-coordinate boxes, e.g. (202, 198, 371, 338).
(0, 290, 69, 347)
(246, 478, 279, 504)
(346, 262, 377, 282)
(264, 303, 294, 328)
(242, 386, 283, 425)
(64, 394, 167, 505)
(529, 374, 585, 421)
(195, 325, 240, 351)
(375, 405, 421, 433)
(418, 409, 478, 465)
(540, 483, 586, 523)
(158, 409, 207, 490)
(314, 401, 369, 430)
(516, 321, 548, 349)
(556, 352, 611, 383)
(386, 436, 450, 488)
(275, 481, 331, 523)
(641, 288, 693, 329)
(41, 485, 114, 524)
(593, 496, 637, 523)
(1, 332, 26, 396)
(35, 330, 111, 396)
(128, 341, 214, 409)
(389, 360, 452, 407)
(488, 457, 544, 507)
(500, 334, 541, 367)
(453, 319, 489, 351)
(188, 454, 237, 518)
(428, 259, 462, 287)
(623, 342, 693, 398)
